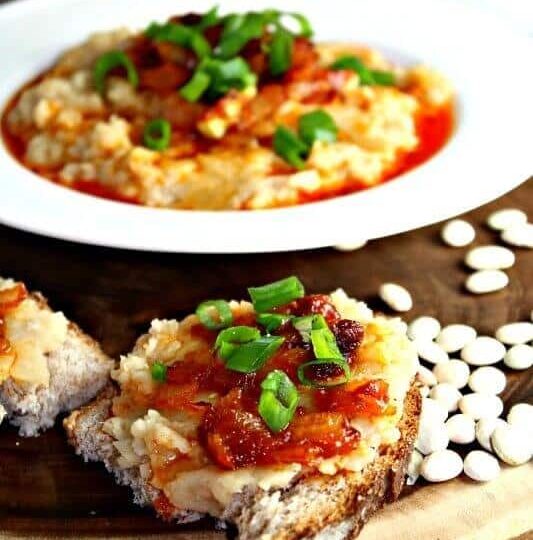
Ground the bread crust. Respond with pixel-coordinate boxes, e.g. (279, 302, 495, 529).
(229, 385, 421, 539)
(0, 291, 113, 436)
(64, 383, 420, 539)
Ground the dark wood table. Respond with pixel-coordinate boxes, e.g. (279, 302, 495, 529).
(0, 179, 531, 537)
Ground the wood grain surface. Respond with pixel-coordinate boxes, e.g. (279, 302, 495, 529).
(0, 179, 531, 538)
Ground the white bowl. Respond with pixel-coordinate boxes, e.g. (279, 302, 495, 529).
(0, 0, 531, 253)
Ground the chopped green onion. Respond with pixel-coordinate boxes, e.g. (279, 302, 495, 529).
(331, 55, 395, 86)
(145, 22, 211, 59)
(257, 313, 293, 333)
(269, 28, 294, 77)
(189, 32, 213, 59)
(331, 55, 366, 72)
(145, 21, 183, 40)
(216, 12, 265, 59)
(151, 361, 167, 382)
(262, 9, 283, 26)
(273, 126, 308, 169)
(331, 55, 374, 85)
(180, 70, 211, 102)
(209, 57, 255, 92)
(143, 118, 171, 151)
(297, 358, 350, 388)
(221, 13, 245, 34)
(311, 327, 343, 360)
(93, 51, 139, 95)
(195, 6, 220, 31)
(218, 341, 238, 359)
(183, 57, 257, 102)
(312, 315, 328, 330)
(216, 325, 261, 360)
(370, 70, 396, 86)
(287, 13, 313, 38)
(248, 276, 305, 313)
(274, 110, 338, 167)
(225, 336, 284, 373)
(215, 325, 260, 348)
(292, 314, 328, 342)
(298, 109, 338, 147)
(330, 55, 373, 84)
(258, 370, 299, 432)
(196, 300, 233, 330)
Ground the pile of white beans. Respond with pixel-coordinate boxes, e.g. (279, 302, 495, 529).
(346, 207, 532, 484)
(440, 208, 532, 294)
(406, 315, 533, 484)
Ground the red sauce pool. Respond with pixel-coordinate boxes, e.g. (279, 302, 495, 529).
(388, 102, 454, 178)
(299, 101, 454, 204)
(71, 180, 140, 205)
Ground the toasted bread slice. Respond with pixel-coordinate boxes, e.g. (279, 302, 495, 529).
(65, 286, 420, 538)
(0, 278, 113, 436)
(65, 383, 420, 539)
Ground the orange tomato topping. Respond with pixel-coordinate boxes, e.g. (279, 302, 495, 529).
(147, 294, 389, 470)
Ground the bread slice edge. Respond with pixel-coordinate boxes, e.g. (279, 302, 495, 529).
(64, 382, 420, 539)
(0, 292, 113, 437)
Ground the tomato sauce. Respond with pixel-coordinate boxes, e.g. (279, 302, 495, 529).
(71, 181, 140, 205)
(386, 102, 454, 179)
(298, 100, 454, 205)
(151, 294, 389, 471)
(0, 282, 28, 368)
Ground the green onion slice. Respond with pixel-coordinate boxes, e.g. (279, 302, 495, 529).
(330, 55, 374, 85)
(258, 370, 299, 432)
(143, 118, 172, 151)
(273, 126, 308, 169)
(215, 325, 261, 356)
(331, 55, 395, 86)
(370, 70, 396, 86)
(151, 361, 167, 382)
(180, 70, 211, 102)
(195, 6, 220, 31)
(218, 341, 238, 359)
(145, 22, 210, 58)
(298, 109, 338, 147)
(310, 327, 343, 360)
(225, 336, 284, 373)
(297, 358, 350, 388)
(331, 55, 366, 72)
(276, 12, 313, 38)
(93, 50, 139, 95)
(248, 276, 305, 313)
(183, 57, 257, 102)
(196, 300, 233, 330)
(207, 57, 257, 98)
(145, 22, 211, 58)
(269, 28, 294, 77)
(257, 313, 293, 333)
(216, 12, 265, 59)
(292, 314, 328, 342)
(287, 13, 313, 38)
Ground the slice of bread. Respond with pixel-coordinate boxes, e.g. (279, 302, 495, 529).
(64, 383, 420, 539)
(0, 282, 113, 437)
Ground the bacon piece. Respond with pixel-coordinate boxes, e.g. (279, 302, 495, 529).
(282, 294, 341, 324)
(140, 63, 190, 93)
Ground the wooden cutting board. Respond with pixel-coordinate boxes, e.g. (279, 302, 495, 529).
(0, 180, 531, 538)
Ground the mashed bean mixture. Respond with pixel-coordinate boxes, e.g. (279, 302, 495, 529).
(2, 10, 454, 209)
